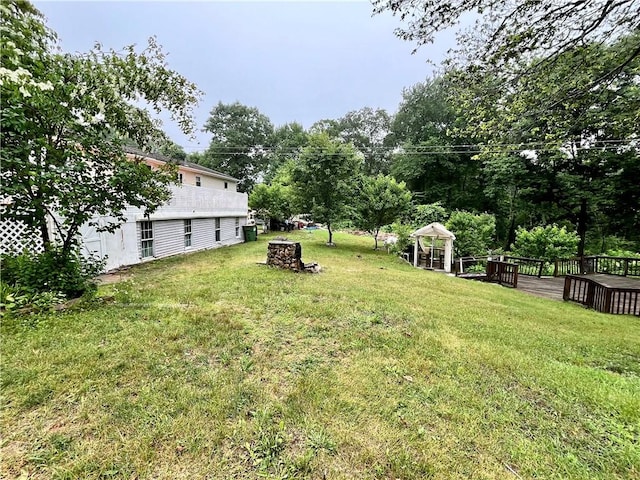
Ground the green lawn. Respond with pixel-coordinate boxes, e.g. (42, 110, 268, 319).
(2, 230, 639, 479)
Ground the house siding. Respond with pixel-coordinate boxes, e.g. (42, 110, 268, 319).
(152, 220, 184, 258)
(126, 216, 247, 268)
(192, 218, 215, 250)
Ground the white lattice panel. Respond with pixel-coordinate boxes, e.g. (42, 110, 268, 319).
(0, 218, 44, 254)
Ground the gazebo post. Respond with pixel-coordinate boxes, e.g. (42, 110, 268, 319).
(444, 238, 452, 273)
(413, 237, 419, 268)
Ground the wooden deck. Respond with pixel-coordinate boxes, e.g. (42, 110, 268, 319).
(516, 274, 640, 302)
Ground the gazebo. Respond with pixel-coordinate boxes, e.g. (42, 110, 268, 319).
(411, 222, 456, 273)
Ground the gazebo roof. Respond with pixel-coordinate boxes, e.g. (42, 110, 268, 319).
(411, 222, 456, 240)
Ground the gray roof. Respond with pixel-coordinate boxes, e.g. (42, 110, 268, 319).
(124, 146, 239, 182)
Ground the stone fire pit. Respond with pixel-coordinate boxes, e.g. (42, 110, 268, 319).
(266, 240, 319, 273)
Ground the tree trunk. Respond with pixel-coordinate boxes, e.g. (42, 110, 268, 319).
(37, 212, 51, 251)
(373, 229, 379, 250)
(504, 214, 517, 251)
(327, 223, 333, 245)
(577, 197, 588, 257)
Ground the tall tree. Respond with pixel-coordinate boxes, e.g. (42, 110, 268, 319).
(456, 33, 640, 254)
(354, 175, 412, 249)
(201, 102, 274, 192)
(1, 1, 201, 256)
(157, 140, 187, 161)
(389, 77, 484, 211)
(336, 108, 392, 175)
(292, 133, 361, 245)
(264, 122, 309, 183)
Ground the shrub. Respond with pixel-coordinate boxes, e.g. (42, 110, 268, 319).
(605, 249, 640, 258)
(1, 248, 104, 299)
(390, 222, 414, 255)
(445, 211, 496, 257)
(0, 282, 66, 316)
(510, 225, 579, 262)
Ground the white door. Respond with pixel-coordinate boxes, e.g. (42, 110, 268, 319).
(79, 220, 105, 260)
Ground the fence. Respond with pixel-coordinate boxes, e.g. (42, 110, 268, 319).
(563, 275, 639, 316)
(0, 218, 44, 255)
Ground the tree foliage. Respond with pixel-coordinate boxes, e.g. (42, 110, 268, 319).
(0, 1, 201, 256)
(292, 133, 361, 245)
(410, 202, 449, 229)
(201, 102, 274, 193)
(354, 175, 412, 249)
(510, 225, 580, 263)
(249, 162, 298, 224)
(453, 33, 640, 254)
(389, 77, 483, 210)
(445, 211, 496, 257)
(373, 0, 639, 96)
(264, 122, 309, 183)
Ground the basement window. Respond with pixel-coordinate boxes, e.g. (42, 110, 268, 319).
(140, 221, 154, 258)
(184, 219, 192, 247)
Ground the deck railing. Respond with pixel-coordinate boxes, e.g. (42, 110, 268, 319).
(487, 260, 519, 288)
(502, 256, 545, 277)
(455, 256, 491, 276)
(563, 275, 640, 316)
(555, 256, 640, 277)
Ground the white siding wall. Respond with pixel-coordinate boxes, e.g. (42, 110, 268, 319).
(80, 184, 248, 271)
(192, 218, 215, 250)
(152, 220, 184, 258)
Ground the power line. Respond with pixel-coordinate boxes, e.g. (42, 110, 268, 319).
(177, 138, 638, 154)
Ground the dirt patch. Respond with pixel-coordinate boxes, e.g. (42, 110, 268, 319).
(95, 270, 131, 285)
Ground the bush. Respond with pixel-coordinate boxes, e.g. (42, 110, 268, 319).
(445, 211, 496, 257)
(1, 248, 104, 299)
(510, 225, 579, 262)
(390, 222, 414, 255)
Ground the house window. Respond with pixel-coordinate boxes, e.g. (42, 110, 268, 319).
(177, 172, 183, 183)
(224, 182, 228, 189)
(184, 219, 192, 247)
(215, 218, 221, 242)
(140, 221, 153, 258)
(235, 217, 240, 237)
(195, 176, 201, 187)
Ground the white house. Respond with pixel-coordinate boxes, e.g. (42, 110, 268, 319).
(76, 147, 249, 271)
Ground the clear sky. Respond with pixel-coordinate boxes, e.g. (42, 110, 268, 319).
(34, 1, 455, 151)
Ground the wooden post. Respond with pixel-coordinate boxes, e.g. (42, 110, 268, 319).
(563, 276, 571, 300)
(538, 261, 544, 278)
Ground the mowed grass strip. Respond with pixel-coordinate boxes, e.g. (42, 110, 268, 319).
(2, 230, 639, 479)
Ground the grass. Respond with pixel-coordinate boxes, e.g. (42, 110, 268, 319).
(2, 230, 639, 479)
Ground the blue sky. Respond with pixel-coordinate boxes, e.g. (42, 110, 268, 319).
(35, 1, 456, 151)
